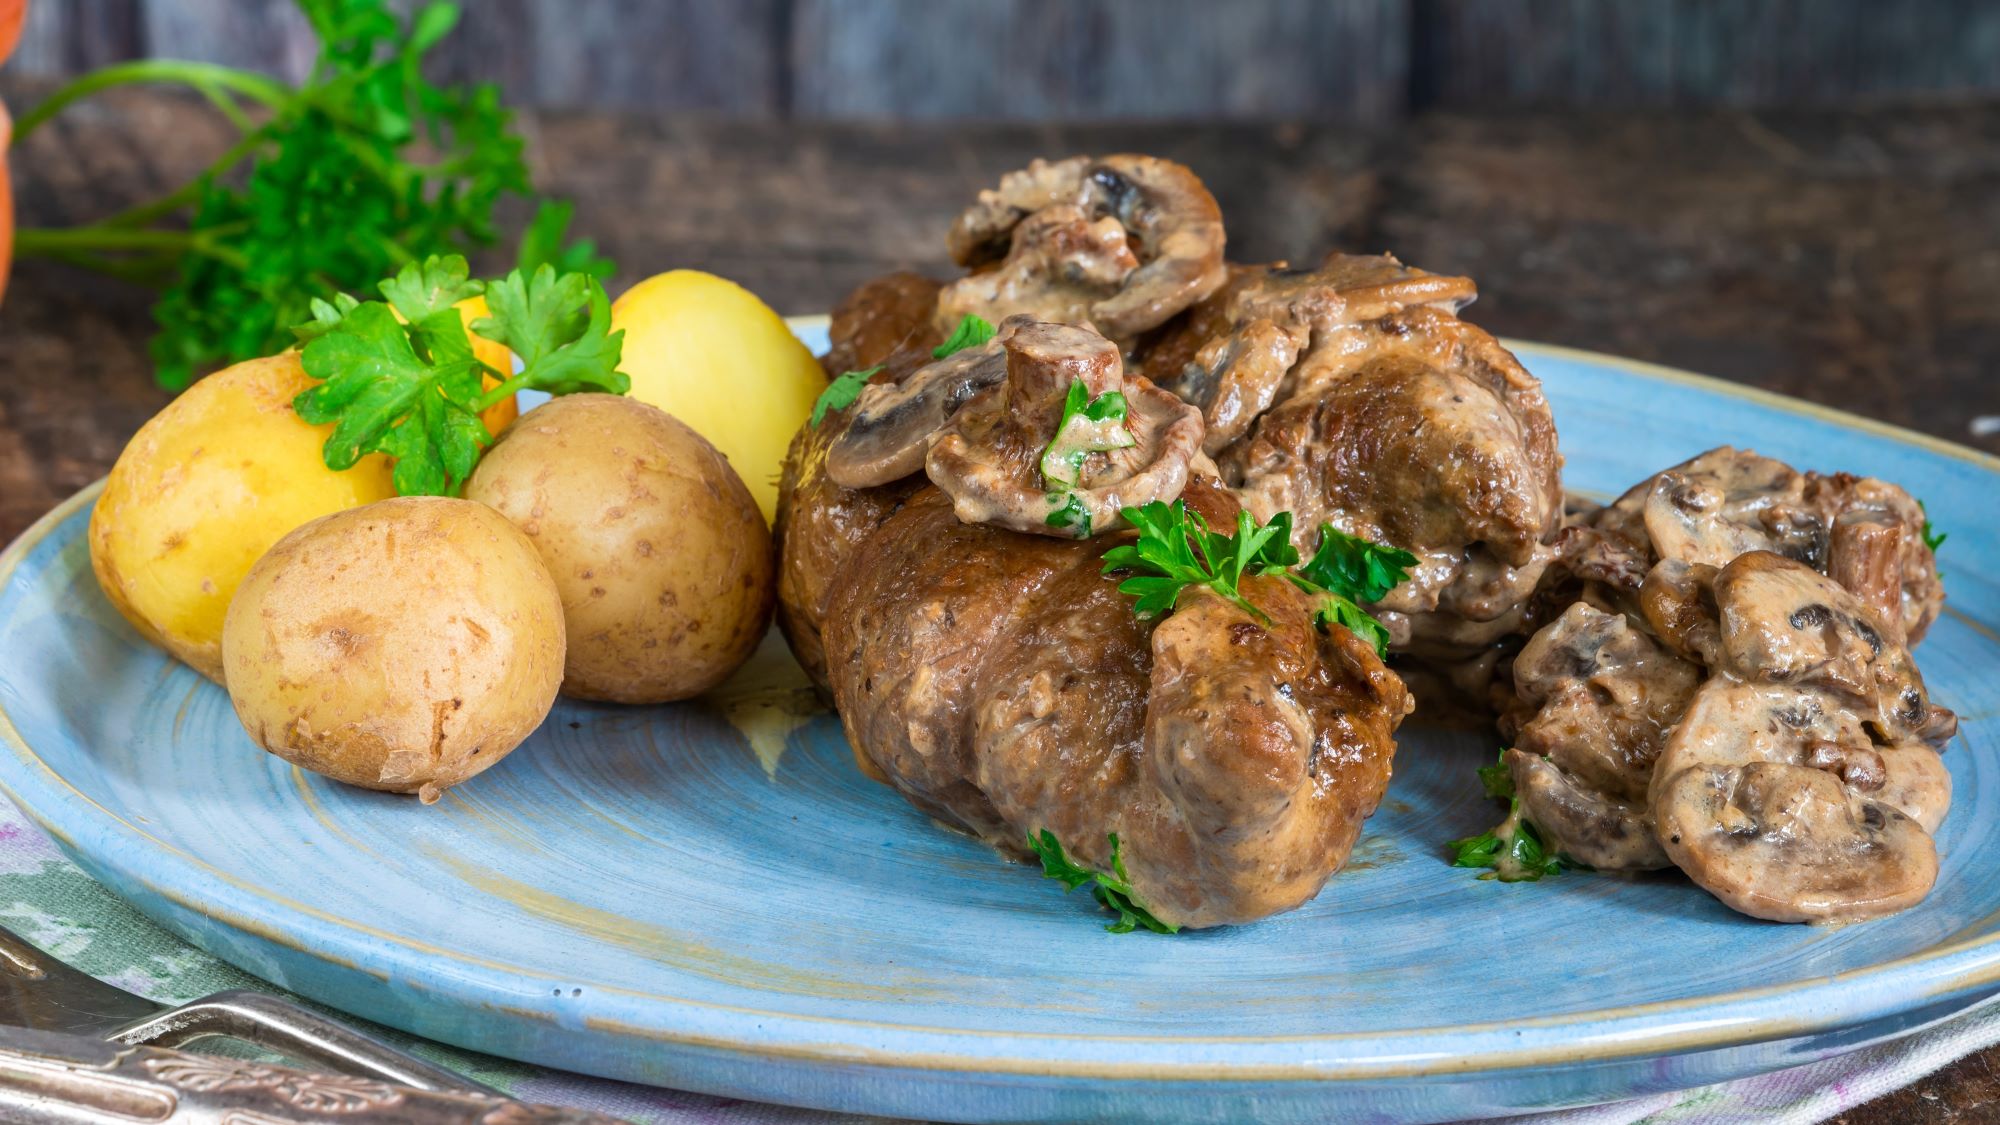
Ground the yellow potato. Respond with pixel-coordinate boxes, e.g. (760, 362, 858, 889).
(222, 496, 566, 802)
(610, 270, 827, 523)
(466, 394, 774, 703)
(89, 352, 397, 682)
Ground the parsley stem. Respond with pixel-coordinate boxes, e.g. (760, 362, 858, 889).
(10, 61, 294, 145)
(12, 226, 251, 270)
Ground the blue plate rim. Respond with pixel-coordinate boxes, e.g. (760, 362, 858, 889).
(0, 334, 1997, 1083)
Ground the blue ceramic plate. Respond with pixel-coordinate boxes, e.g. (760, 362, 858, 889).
(1, 322, 1997, 1125)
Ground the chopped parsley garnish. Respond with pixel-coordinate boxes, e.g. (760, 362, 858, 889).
(1919, 499, 1948, 554)
(1098, 501, 1412, 653)
(1448, 749, 1572, 883)
(1040, 380, 1136, 491)
(1101, 501, 1297, 623)
(811, 367, 881, 427)
(933, 314, 998, 359)
(291, 254, 628, 497)
(1029, 830, 1179, 934)
(1283, 526, 1418, 655)
(1046, 492, 1091, 536)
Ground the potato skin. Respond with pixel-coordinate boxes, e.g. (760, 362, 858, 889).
(610, 269, 828, 524)
(221, 496, 565, 801)
(89, 352, 397, 682)
(466, 394, 774, 703)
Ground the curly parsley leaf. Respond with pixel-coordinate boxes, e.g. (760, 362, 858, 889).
(1099, 503, 1417, 652)
(1028, 830, 1179, 934)
(1102, 501, 1281, 622)
(1279, 524, 1417, 656)
(1297, 526, 1419, 603)
(474, 265, 629, 396)
(1448, 750, 1573, 883)
(933, 314, 998, 359)
(811, 367, 881, 428)
(294, 255, 628, 497)
(379, 253, 485, 323)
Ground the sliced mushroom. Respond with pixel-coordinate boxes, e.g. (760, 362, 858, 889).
(1654, 673, 1950, 846)
(824, 333, 1010, 489)
(1640, 448, 1816, 569)
(1510, 602, 1702, 803)
(1711, 552, 1955, 749)
(1654, 762, 1937, 924)
(1714, 550, 1889, 691)
(938, 155, 1227, 342)
(926, 321, 1203, 538)
(1508, 749, 1671, 872)
(1807, 472, 1943, 643)
(1639, 559, 1722, 666)
(1575, 448, 1942, 649)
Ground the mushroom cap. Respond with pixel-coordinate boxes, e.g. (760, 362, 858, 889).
(925, 321, 1203, 538)
(1509, 748, 1672, 872)
(824, 334, 1010, 489)
(1655, 761, 1937, 924)
(1712, 551, 1954, 749)
(938, 154, 1227, 341)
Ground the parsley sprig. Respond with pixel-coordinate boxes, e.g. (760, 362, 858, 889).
(10, 0, 610, 390)
(933, 314, 998, 359)
(1099, 501, 1414, 653)
(292, 254, 628, 497)
(1029, 830, 1179, 934)
(1447, 749, 1572, 883)
(809, 316, 997, 430)
(1919, 499, 1948, 554)
(810, 367, 879, 428)
(1040, 380, 1136, 492)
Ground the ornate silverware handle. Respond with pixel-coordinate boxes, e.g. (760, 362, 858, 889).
(0, 1025, 627, 1124)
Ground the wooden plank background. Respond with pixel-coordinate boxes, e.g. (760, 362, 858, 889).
(10, 0, 2000, 122)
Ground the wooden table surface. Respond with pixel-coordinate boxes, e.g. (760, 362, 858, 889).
(3, 87, 1999, 1124)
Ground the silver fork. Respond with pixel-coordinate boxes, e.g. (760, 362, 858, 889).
(0, 922, 625, 1123)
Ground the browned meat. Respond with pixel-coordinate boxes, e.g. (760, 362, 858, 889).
(1136, 254, 1479, 455)
(938, 155, 1227, 342)
(774, 398, 925, 696)
(1221, 305, 1563, 679)
(1125, 253, 1562, 702)
(821, 271, 944, 378)
(1650, 552, 1954, 922)
(774, 284, 943, 692)
(820, 483, 1410, 928)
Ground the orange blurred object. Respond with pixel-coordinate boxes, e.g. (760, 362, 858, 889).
(0, 0, 23, 306)
(459, 295, 520, 437)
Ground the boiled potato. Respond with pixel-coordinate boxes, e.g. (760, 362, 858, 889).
(610, 269, 827, 523)
(89, 352, 397, 682)
(221, 496, 565, 802)
(465, 394, 774, 703)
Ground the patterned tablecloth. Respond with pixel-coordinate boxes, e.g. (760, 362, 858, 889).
(0, 789, 1990, 1125)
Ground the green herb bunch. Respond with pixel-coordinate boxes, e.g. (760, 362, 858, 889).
(1100, 500, 1416, 654)
(1447, 749, 1574, 882)
(1028, 830, 1179, 934)
(10, 0, 611, 390)
(293, 253, 628, 497)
